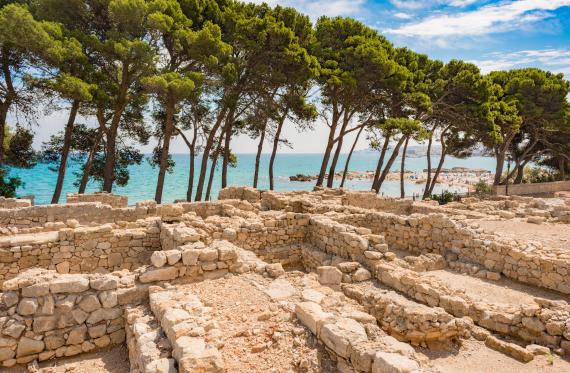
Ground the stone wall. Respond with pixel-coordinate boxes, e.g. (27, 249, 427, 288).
(0, 201, 158, 234)
(0, 269, 124, 368)
(218, 186, 261, 203)
(0, 218, 161, 285)
(0, 197, 32, 209)
(66, 193, 129, 208)
(493, 180, 570, 196)
(333, 210, 570, 295)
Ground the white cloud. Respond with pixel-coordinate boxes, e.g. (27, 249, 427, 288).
(390, 0, 480, 10)
(246, 0, 365, 19)
(469, 49, 570, 77)
(393, 12, 413, 20)
(388, 0, 570, 39)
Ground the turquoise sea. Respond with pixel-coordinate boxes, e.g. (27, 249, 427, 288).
(7, 153, 499, 205)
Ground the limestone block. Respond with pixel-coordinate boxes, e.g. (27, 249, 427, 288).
(50, 275, 90, 293)
(151, 251, 167, 268)
(165, 250, 182, 266)
(295, 302, 336, 336)
(67, 324, 87, 345)
(352, 268, 372, 282)
(16, 337, 44, 357)
(139, 267, 179, 283)
(90, 277, 118, 291)
(318, 266, 343, 285)
(320, 317, 368, 359)
(79, 294, 102, 313)
(99, 290, 118, 308)
(265, 263, 285, 278)
(17, 298, 38, 316)
(372, 352, 419, 373)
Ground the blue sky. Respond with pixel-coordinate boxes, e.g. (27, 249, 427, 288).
(255, 0, 570, 76)
(28, 0, 570, 153)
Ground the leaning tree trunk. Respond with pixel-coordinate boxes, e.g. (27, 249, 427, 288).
(195, 107, 227, 201)
(205, 132, 225, 201)
(78, 128, 104, 194)
(51, 100, 80, 204)
(493, 145, 508, 186)
(376, 137, 406, 192)
(269, 108, 288, 191)
(340, 126, 364, 188)
(0, 103, 8, 165)
(154, 96, 175, 204)
(559, 158, 567, 181)
(326, 113, 350, 188)
(514, 163, 526, 184)
(422, 133, 434, 200)
(316, 108, 341, 187)
(400, 136, 410, 199)
(253, 119, 268, 188)
(427, 148, 447, 196)
(221, 106, 236, 189)
(372, 136, 391, 192)
(186, 124, 198, 201)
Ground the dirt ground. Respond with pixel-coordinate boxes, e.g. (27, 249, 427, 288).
(188, 272, 338, 373)
(422, 338, 570, 373)
(476, 220, 570, 250)
(4, 345, 129, 373)
(424, 269, 570, 307)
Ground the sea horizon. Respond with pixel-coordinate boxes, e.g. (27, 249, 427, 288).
(7, 153, 498, 205)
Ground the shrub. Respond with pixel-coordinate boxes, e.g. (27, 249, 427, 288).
(474, 179, 492, 196)
(431, 190, 461, 205)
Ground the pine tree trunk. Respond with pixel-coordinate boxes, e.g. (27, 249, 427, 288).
(0, 103, 9, 165)
(316, 108, 340, 187)
(221, 106, 236, 189)
(428, 148, 447, 196)
(195, 107, 227, 201)
(494, 149, 506, 186)
(78, 128, 104, 194)
(269, 109, 288, 191)
(253, 122, 267, 188)
(154, 97, 175, 204)
(372, 136, 391, 193)
(51, 100, 80, 204)
(186, 124, 198, 202)
(400, 136, 409, 199)
(559, 158, 566, 181)
(376, 137, 406, 192)
(422, 133, 434, 199)
(205, 132, 225, 201)
(340, 125, 364, 188)
(326, 114, 350, 188)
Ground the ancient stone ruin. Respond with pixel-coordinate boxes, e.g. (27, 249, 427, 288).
(1, 188, 570, 372)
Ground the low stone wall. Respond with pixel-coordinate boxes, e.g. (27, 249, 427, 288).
(342, 283, 468, 345)
(66, 193, 129, 208)
(334, 210, 570, 294)
(493, 180, 570, 196)
(0, 201, 157, 233)
(0, 197, 31, 209)
(218, 186, 261, 203)
(0, 218, 161, 285)
(372, 262, 570, 352)
(125, 304, 175, 373)
(307, 216, 374, 262)
(0, 270, 124, 368)
(149, 285, 224, 372)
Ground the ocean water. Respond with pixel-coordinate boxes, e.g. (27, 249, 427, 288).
(7, 153, 499, 205)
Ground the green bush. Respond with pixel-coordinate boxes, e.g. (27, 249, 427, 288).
(431, 190, 461, 205)
(0, 168, 22, 198)
(474, 179, 492, 196)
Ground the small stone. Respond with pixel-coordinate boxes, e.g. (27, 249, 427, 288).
(151, 251, 168, 268)
(266, 263, 285, 278)
(317, 266, 343, 285)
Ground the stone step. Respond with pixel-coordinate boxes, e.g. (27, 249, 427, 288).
(294, 286, 422, 372)
(342, 282, 470, 346)
(148, 285, 224, 373)
(125, 304, 176, 373)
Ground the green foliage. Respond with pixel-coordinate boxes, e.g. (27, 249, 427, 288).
(5, 126, 35, 168)
(0, 167, 22, 197)
(474, 179, 491, 196)
(431, 190, 461, 205)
